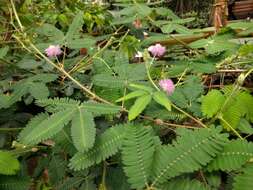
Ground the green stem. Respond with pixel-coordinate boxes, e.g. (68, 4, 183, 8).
(0, 128, 22, 132)
(145, 58, 160, 91)
(172, 104, 207, 128)
(10, 0, 24, 32)
(219, 116, 243, 139)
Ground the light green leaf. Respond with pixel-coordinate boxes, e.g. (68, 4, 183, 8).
(174, 24, 193, 34)
(161, 23, 174, 34)
(128, 94, 152, 121)
(129, 83, 154, 93)
(201, 90, 225, 118)
(153, 91, 171, 111)
(0, 46, 9, 59)
(116, 90, 147, 102)
(0, 151, 19, 175)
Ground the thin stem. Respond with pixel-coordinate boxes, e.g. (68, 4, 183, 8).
(175, 68, 187, 86)
(140, 115, 200, 129)
(0, 128, 22, 132)
(219, 116, 243, 139)
(172, 104, 207, 128)
(10, 0, 24, 32)
(199, 170, 208, 187)
(145, 59, 160, 91)
(100, 162, 107, 189)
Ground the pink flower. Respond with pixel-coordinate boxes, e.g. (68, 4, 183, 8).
(148, 43, 166, 57)
(159, 79, 175, 95)
(45, 45, 62, 58)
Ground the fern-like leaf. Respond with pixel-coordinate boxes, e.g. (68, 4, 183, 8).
(55, 177, 84, 190)
(237, 92, 253, 122)
(0, 176, 31, 190)
(69, 124, 126, 170)
(233, 163, 253, 190)
(207, 139, 253, 172)
(121, 124, 155, 189)
(36, 98, 80, 113)
(29, 82, 49, 100)
(92, 74, 126, 88)
(19, 109, 75, 145)
(0, 151, 19, 175)
(71, 108, 95, 152)
(48, 156, 67, 185)
(18, 113, 48, 142)
(151, 127, 228, 187)
(160, 178, 208, 190)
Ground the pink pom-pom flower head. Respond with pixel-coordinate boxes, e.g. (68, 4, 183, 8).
(148, 43, 166, 57)
(45, 45, 62, 58)
(159, 79, 175, 95)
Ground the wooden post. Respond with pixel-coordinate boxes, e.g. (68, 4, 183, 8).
(213, 0, 228, 32)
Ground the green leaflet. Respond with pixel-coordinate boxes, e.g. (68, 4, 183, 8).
(0, 151, 19, 175)
(0, 46, 9, 59)
(48, 156, 67, 185)
(29, 82, 49, 100)
(121, 124, 155, 189)
(37, 23, 64, 42)
(81, 102, 121, 115)
(129, 83, 154, 93)
(221, 103, 242, 131)
(153, 91, 172, 111)
(65, 11, 84, 45)
(92, 74, 126, 88)
(128, 94, 152, 121)
(201, 90, 225, 118)
(116, 90, 147, 102)
(238, 118, 253, 135)
(69, 124, 125, 170)
(37, 98, 81, 113)
(0, 176, 31, 190)
(207, 139, 253, 172)
(233, 163, 253, 190)
(55, 177, 84, 190)
(71, 108, 95, 152)
(160, 178, 208, 190)
(161, 23, 193, 34)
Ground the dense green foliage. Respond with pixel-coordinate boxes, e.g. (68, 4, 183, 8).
(0, 0, 253, 189)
